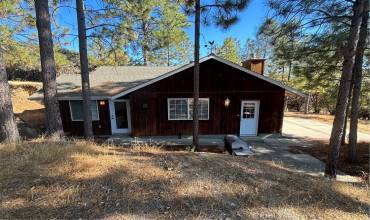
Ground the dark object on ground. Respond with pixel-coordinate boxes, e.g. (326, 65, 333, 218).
(225, 135, 253, 156)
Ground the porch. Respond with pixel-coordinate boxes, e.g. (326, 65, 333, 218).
(106, 134, 223, 146)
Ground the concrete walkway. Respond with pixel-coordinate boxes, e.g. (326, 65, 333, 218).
(242, 135, 361, 183)
(283, 116, 370, 142)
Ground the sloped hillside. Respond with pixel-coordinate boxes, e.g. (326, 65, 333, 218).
(9, 81, 45, 136)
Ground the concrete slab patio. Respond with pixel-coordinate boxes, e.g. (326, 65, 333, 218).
(107, 135, 225, 147)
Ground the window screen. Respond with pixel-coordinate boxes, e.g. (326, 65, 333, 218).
(168, 98, 209, 120)
(189, 99, 209, 120)
(70, 100, 99, 121)
(168, 99, 188, 120)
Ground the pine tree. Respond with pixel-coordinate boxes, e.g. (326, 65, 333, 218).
(153, 1, 191, 66)
(216, 37, 242, 64)
(34, 0, 64, 139)
(262, 2, 368, 175)
(325, 0, 365, 178)
(0, 0, 28, 142)
(184, 0, 250, 148)
(0, 47, 19, 142)
(90, 0, 190, 65)
(348, 0, 369, 163)
(76, 0, 93, 138)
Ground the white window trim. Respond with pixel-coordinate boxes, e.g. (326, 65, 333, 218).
(167, 98, 209, 121)
(167, 98, 189, 121)
(69, 100, 100, 121)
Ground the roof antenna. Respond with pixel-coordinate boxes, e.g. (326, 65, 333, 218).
(205, 40, 215, 55)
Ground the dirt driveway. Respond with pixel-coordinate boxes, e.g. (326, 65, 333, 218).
(283, 116, 370, 142)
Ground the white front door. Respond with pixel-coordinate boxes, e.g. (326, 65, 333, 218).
(109, 100, 131, 134)
(240, 100, 260, 136)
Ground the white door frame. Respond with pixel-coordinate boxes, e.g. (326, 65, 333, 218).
(239, 100, 260, 136)
(109, 99, 132, 134)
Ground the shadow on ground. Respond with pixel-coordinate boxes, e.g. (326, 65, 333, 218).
(0, 140, 368, 219)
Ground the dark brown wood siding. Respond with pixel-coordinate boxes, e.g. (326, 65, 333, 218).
(126, 59, 285, 136)
(59, 100, 111, 136)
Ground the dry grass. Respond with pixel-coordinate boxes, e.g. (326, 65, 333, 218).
(1, 139, 369, 219)
(285, 112, 370, 134)
(9, 80, 43, 87)
(10, 83, 45, 127)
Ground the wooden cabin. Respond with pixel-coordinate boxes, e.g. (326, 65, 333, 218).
(30, 54, 304, 137)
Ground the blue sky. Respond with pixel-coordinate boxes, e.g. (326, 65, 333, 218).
(186, 0, 268, 56)
(58, 0, 268, 57)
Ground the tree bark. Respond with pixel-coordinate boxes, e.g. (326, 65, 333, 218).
(192, 0, 200, 148)
(304, 93, 310, 114)
(341, 81, 353, 145)
(167, 46, 170, 66)
(142, 21, 148, 65)
(283, 95, 288, 111)
(76, 0, 93, 139)
(34, 0, 64, 139)
(325, 0, 364, 178)
(0, 48, 19, 143)
(142, 45, 147, 65)
(348, 0, 369, 163)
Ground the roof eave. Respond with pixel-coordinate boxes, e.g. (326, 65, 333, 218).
(28, 94, 111, 101)
(39, 54, 306, 100)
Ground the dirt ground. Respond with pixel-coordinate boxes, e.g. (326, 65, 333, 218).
(10, 82, 45, 128)
(1, 140, 369, 219)
(290, 142, 369, 180)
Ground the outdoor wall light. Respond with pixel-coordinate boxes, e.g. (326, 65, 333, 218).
(99, 100, 106, 106)
(224, 98, 230, 107)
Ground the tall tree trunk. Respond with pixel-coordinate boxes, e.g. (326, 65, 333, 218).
(348, 0, 369, 163)
(304, 93, 310, 114)
(167, 45, 170, 66)
(142, 21, 148, 65)
(0, 48, 19, 143)
(142, 45, 147, 65)
(325, 0, 364, 178)
(288, 61, 292, 81)
(34, 0, 64, 139)
(192, 0, 200, 148)
(76, 0, 93, 138)
(341, 81, 353, 145)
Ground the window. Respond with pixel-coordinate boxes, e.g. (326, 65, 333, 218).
(168, 98, 188, 120)
(69, 100, 99, 121)
(189, 99, 209, 120)
(168, 98, 209, 120)
(242, 103, 255, 119)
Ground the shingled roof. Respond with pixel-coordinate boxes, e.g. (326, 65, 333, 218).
(29, 66, 178, 100)
(30, 55, 305, 100)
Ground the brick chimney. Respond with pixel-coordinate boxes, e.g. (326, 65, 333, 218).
(242, 58, 265, 75)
